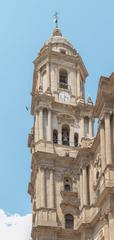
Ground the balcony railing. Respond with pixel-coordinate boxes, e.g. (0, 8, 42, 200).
(60, 186, 77, 193)
(53, 139, 79, 147)
(34, 139, 79, 158)
(58, 83, 71, 91)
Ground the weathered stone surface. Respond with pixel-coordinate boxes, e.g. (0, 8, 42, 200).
(28, 27, 114, 240)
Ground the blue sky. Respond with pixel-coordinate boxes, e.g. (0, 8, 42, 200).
(0, 0, 114, 215)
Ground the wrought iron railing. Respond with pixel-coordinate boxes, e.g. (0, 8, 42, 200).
(58, 82, 71, 91)
(60, 186, 77, 193)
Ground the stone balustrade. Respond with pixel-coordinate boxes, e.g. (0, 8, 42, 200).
(77, 207, 100, 229)
(33, 140, 79, 158)
(34, 208, 57, 227)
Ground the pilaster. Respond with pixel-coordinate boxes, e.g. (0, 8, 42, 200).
(82, 166, 88, 206)
(70, 124, 74, 146)
(104, 112, 112, 165)
(58, 123, 62, 144)
(39, 108, 43, 140)
(80, 117, 84, 140)
(34, 113, 39, 142)
(80, 169, 83, 209)
(40, 167, 46, 208)
(77, 67, 81, 98)
(50, 169, 55, 208)
(100, 120, 106, 171)
(47, 109, 52, 141)
(89, 163, 94, 205)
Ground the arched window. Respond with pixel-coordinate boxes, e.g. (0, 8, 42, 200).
(53, 129, 58, 144)
(64, 178, 72, 192)
(62, 124, 70, 145)
(59, 69, 68, 89)
(65, 214, 74, 229)
(74, 133, 78, 147)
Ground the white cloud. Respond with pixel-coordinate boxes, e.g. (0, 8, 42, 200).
(0, 209, 32, 240)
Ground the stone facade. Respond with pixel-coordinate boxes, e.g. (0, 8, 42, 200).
(28, 27, 114, 240)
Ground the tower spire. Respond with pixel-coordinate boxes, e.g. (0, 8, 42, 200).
(52, 12, 62, 36)
(53, 12, 59, 28)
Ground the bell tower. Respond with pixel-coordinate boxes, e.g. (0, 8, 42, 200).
(28, 25, 94, 240)
(32, 26, 88, 106)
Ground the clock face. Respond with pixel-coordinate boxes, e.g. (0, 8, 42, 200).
(59, 91, 70, 103)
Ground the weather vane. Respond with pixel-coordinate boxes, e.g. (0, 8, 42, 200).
(53, 12, 59, 28)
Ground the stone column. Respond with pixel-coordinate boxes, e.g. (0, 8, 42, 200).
(80, 117, 84, 140)
(100, 121, 106, 171)
(47, 62, 50, 89)
(40, 168, 45, 208)
(80, 170, 83, 208)
(105, 113, 112, 165)
(47, 109, 52, 141)
(58, 123, 62, 145)
(34, 113, 39, 142)
(77, 67, 80, 98)
(70, 124, 74, 146)
(36, 170, 39, 209)
(82, 167, 88, 206)
(89, 118, 93, 138)
(39, 108, 43, 140)
(38, 70, 41, 89)
(50, 169, 54, 208)
(89, 163, 94, 205)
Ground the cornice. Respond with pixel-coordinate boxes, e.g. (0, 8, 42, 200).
(94, 73, 114, 117)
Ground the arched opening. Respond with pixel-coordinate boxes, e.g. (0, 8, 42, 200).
(64, 178, 72, 192)
(59, 69, 68, 89)
(62, 124, 70, 145)
(65, 214, 74, 229)
(74, 133, 78, 147)
(53, 129, 58, 144)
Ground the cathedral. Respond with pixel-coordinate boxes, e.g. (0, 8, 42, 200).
(28, 24, 114, 240)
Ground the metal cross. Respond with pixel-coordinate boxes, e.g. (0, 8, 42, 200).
(53, 12, 59, 28)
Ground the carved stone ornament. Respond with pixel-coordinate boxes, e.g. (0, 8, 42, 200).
(57, 114, 79, 128)
(57, 113, 75, 124)
(62, 169, 73, 179)
(81, 138, 94, 148)
(94, 153, 102, 181)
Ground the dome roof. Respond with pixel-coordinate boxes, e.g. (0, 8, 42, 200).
(45, 28, 75, 50)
